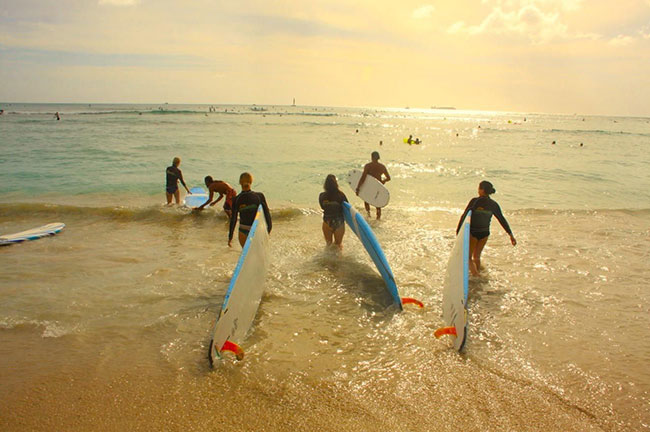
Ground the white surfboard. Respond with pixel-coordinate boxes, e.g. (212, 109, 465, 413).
(346, 169, 390, 208)
(208, 205, 270, 364)
(435, 211, 471, 351)
(0, 222, 65, 246)
(184, 186, 209, 208)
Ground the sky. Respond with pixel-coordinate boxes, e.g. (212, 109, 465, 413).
(1, 0, 650, 116)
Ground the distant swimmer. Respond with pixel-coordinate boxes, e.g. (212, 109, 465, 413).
(319, 174, 349, 250)
(356, 151, 391, 220)
(0, 109, 4, 115)
(55, 112, 60, 121)
(165, 157, 191, 205)
(456, 181, 516, 277)
(407, 134, 414, 144)
(228, 172, 272, 248)
(198, 176, 237, 218)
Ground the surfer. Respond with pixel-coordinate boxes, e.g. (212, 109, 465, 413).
(228, 172, 272, 248)
(319, 174, 348, 250)
(198, 176, 237, 218)
(165, 157, 191, 205)
(356, 151, 391, 220)
(456, 181, 516, 276)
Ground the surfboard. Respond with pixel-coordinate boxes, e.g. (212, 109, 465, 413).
(434, 210, 471, 351)
(342, 202, 422, 310)
(402, 138, 421, 145)
(346, 169, 390, 208)
(208, 205, 270, 364)
(184, 186, 209, 208)
(0, 222, 65, 246)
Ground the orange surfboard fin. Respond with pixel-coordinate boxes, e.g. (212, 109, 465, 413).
(220, 340, 245, 360)
(434, 326, 457, 338)
(401, 297, 424, 308)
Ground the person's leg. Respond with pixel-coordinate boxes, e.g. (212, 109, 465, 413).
(322, 221, 333, 246)
(333, 225, 345, 250)
(473, 237, 489, 273)
(364, 202, 371, 216)
(376, 206, 382, 220)
(224, 208, 232, 219)
(166, 192, 173, 205)
(173, 189, 180, 204)
(238, 231, 248, 247)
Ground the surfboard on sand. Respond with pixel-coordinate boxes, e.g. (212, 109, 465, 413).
(434, 210, 471, 351)
(342, 202, 422, 310)
(208, 205, 270, 364)
(346, 169, 390, 208)
(184, 186, 209, 208)
(0, 223, 65, 246)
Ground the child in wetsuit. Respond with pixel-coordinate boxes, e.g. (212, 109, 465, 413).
(456, 180, 517, 276)
(319, 174, 348, 250)
(228, 172, 272, 247)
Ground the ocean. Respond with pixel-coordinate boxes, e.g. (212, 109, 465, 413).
(0, 103, 648, 431)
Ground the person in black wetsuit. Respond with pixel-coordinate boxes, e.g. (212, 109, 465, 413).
(165, 157, 191, 205)
(228, 172, 272, 247)
(319, 174, 348, 250)
(456, 181, 516, 276)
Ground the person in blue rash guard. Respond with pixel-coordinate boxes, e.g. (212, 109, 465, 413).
(456, 181, 517, 276)
(228, 172, 272, 248)
(165, 157, 191, 205)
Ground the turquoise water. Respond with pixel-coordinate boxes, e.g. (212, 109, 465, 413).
(1, 103, 649, 431)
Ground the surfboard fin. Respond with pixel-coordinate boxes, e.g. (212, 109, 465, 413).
(220, 340, 245, 360)
(401, 297, 424, 308)
(434, 326, 457, 338)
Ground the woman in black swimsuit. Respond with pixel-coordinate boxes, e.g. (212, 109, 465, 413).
(457, 181, 516, 276)
(319, 174, 348, 250)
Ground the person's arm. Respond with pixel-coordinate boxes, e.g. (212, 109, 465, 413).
(382, 165, 391, 184)
(456, 199, 475, 235)
(356, 165, 369, 195)
(259, 193, 272, 234)
(198, 189, 214, 210)
(177, 169, 190, 193)
(319, 192, 326, 210)
(493, 202, 516, 246)
(210, 192, 224, 206)
(228, 196, 239, 246)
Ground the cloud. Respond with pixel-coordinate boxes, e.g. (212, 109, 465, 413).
(608, 35, 635, 46)
(446, 1, 598, 44)
(98, 0, 139, 6)
(412, 5, 435, 19)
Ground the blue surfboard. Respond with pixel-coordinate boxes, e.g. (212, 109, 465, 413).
(208, 205, 270, 364)
(342, 202, 422, 310)
(0, 222, 65, 246)
(184, 186, 209, 208)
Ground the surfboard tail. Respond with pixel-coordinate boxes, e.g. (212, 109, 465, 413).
(434, 326, 457, 338)
(221, 340, 245, 360)
(401, 297, 424, 308)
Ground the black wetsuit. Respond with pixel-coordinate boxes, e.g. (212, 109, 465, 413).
(319, 190, 348, 231)
(228, 190, 272, 241)
(165, 165, 187, 194)
(456, 196, 512, 240)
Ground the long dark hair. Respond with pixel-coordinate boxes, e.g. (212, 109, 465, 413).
(324, 174, 340, 194)
(479, 180, 496, 195)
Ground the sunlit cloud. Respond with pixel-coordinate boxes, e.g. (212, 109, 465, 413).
(98, 0, 139, 6)
(412, 5, 435, 19)
(446, 1, 599, 44)
(608, 35, 635, 46)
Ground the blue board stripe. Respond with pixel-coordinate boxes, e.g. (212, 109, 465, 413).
(220, 205, 262, 314)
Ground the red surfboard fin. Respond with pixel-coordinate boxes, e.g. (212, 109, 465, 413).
(220, 340, 244, 360)
(401, 297, 424, 308)
(434, 326, 457, 338)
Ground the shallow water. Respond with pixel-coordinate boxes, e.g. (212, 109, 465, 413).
(0, 104, 648, 430)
